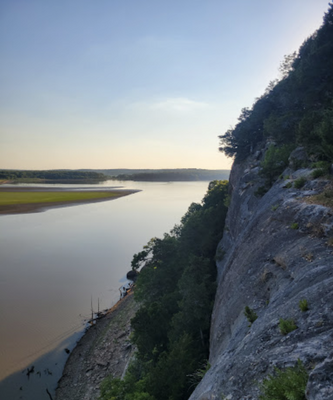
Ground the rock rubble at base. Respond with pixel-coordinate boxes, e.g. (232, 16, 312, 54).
(55, 292, 138, 400)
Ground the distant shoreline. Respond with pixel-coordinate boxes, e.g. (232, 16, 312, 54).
(0, 187, 140, 215)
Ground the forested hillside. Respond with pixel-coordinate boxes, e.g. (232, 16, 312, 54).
(99, 181, 229, 400)
(219, 4, 333, 169)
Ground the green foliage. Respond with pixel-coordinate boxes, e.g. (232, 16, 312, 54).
(219, 4, 333, 163)
(244, 306, 258, 324)
(284, 182, 293, 189)
(279, 319, 297, 335)
(0, 169, 107, 182)
(255, 185, 269, 197)
(187, 360, 211, 388)
(290, 223, 299, 230)
(299, 299, 309, 312)
(99, 369, 156, 400)
(294, 177, 307, 189)
(311, 161, 331, 170)
(260, 144, 294, 185)
(259, 360, 308, 400)
(215, 248, 226, 262)
(107, 180, 229, 400)
(112, 169, 230, 182)
(312, 169, 326, 179)
(308, 186, 333, 208)
(271, 204, 279, 211)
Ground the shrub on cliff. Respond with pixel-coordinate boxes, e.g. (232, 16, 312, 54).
(259, 359, 308, 400)
(279, 318, 297, 335)
(260, 144, 294, 185)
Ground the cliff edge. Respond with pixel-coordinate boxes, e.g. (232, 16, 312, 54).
(189, 149, 333, 399)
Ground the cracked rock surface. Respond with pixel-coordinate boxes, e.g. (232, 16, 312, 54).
(189, 151, 333, 400)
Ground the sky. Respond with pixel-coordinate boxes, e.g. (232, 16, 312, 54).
(0, 0, 330, 170)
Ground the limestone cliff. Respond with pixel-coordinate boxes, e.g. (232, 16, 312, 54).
(189, 148, 333, 400)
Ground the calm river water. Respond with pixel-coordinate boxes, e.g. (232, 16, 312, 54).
(0, 180, 211, 399)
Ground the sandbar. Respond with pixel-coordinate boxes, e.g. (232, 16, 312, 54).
(0, 187, 140, 215)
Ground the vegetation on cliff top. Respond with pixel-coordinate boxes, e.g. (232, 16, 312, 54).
(219, 4, 333, 164)
(99, 180, 229, 400)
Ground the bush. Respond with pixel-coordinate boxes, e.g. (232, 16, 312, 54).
(290, 222, 299, 230)
(259, 359, 308, 400)
(260, 144, 295, 185)
(299, 299, 309, 312)
(255, 185, 269, 197)
(284, 182, 293, 189)
(312, 168, 326, 179)
(187, 360, 211, 388)
(279, 318, 297, 335)
(244, 306, 258, 324)
(294, 177, 307, 188)
(311, 161, 330, 170)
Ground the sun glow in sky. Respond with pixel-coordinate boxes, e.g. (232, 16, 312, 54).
(0, 0, 329, 170)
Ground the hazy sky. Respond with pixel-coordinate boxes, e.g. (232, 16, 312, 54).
(0, 0, 330, 170)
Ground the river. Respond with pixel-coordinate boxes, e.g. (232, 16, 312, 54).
(0, 180, 211, 400)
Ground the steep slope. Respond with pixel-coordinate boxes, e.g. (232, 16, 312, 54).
(189, 148, 333, 399)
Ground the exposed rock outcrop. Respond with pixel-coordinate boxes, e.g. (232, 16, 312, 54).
(189, 150, 333, 399)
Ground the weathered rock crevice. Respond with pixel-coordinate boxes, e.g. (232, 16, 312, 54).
(189, 151, 333, 400)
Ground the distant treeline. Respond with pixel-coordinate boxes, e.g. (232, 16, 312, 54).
(0, 169, 230, 183)
(105, 169, 230, 181)
(0, 170, 108, 182)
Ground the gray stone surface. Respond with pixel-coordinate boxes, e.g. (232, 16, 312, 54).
(189, 151, 333, 400)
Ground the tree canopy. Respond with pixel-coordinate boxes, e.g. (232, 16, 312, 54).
(219, 3, 333, 164)
(99, 180, 229, 400)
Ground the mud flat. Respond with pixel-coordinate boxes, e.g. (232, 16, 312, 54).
(55, 292, 138, 400)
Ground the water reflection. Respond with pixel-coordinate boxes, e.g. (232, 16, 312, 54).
(0, 180, 210, 398)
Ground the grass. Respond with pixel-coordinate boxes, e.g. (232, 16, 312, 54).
(306, 183, 333, 208)
(299, 299, 309, 312)
(0, 191, 121, 206)
(294, 177, 307, 189)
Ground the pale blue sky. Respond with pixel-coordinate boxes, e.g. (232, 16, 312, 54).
(0, 0, 330, 170)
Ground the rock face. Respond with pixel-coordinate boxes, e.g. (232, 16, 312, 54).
(189, 151, 333, 399)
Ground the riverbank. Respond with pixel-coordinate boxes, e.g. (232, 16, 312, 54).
(0, 187, 139, 215)
(55, 291, 138, 400)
